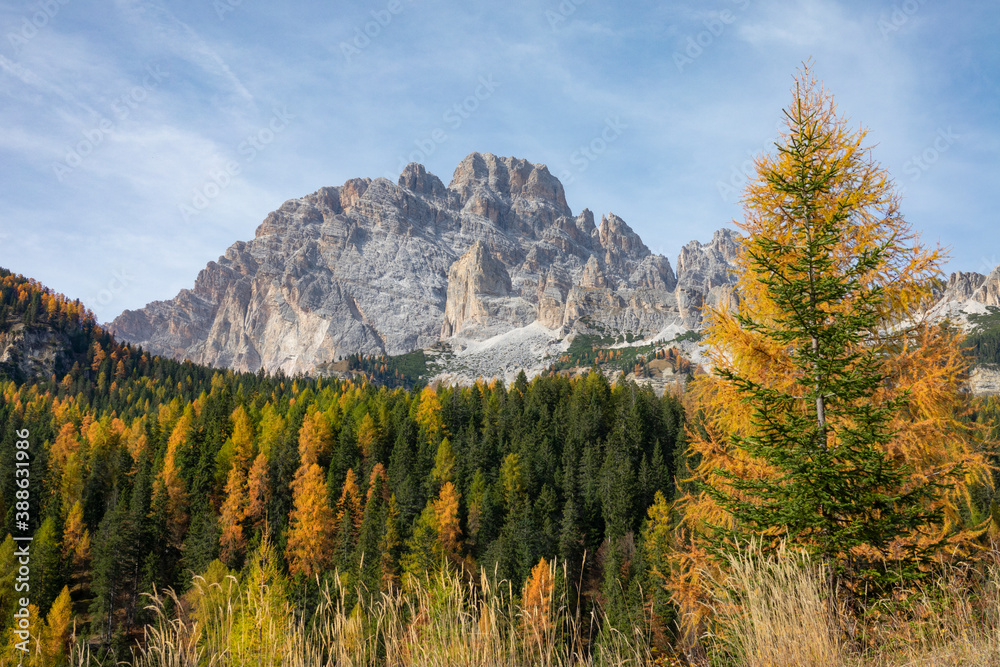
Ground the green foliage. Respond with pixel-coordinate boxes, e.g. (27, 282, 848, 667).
(344, 348, 429, 388)
(673, 330, 703, 343)
(967, 307, 1000, 365)
(702, 79, 949, 590)
(0, 268, 689, 651)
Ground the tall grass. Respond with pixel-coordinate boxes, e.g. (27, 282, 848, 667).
(95, 562, 653, 667)
(62, 544, 1000, 666)
(700, 540, 1000, 667)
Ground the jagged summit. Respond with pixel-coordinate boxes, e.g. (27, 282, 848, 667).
(109, 153, 740, 375)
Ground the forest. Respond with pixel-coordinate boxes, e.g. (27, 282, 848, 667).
(0, 267, 686, 664)
(4, 68, 1000, 666)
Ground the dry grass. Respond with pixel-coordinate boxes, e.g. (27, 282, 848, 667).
(74, 562, 652, 667)
(702, 541, 846, 667)
(57, 544, 1000, 666)
(700, 540, 1000, 667)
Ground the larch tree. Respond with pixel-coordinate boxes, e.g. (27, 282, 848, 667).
(285, 462, 335, 579)
(246, 451, 272, 531)
(159, 408, 194, 549)
(62, 501, 91, 571)
(433, 481, 462, 557)
(668, 63, 993, 636)
(41, 586, 73, 666)
(219, 466, 249, 566)
(219, 406, 256, 565)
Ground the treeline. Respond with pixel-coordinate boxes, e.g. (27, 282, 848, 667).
(0, 269, 685, 659)
(968, 309, 1000, 365)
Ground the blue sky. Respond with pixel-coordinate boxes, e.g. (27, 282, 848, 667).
(1, 0, 997, 322)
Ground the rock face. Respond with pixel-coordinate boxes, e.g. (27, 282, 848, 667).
(109, 153, 740, 374)
(674, 229, 741, 326)
(931, 267, 1000, 324)
(440, 242, 535, 338)
(0, 322, 72, 382)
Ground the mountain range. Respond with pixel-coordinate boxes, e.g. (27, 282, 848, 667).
(105, 152, 1000, 385)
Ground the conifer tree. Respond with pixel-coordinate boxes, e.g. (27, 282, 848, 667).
(62, 501, 91, 571)
(671, 64, 992, 623)
(246, 451, 272, 531)
(41, 586, 73, 666)
(285, 463, 335, 578)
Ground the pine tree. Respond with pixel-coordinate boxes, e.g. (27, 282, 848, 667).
(32, 517, 62, 613)
(673, 64, 991, 615)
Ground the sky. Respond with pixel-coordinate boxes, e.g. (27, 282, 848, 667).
(0, 0, 997, 323)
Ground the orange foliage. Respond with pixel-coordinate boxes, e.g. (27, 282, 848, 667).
(246, 451, 272, 530)
(286, 463, 335, 578)
(62, 501, 91, 569)
(522, 557, 555, 649)
(433, 481, 462, 556)
(336, 468, 364, 537)
(219, 463, 248, 565)
(160, 410, 193, 548)
(298, 409, 332, 468)
(356, 412, 378, 460)
(667, 64, 995, 641)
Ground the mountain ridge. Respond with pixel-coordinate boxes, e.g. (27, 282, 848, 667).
(107, 152, 739, 375)
(106, 152, 1000, 385)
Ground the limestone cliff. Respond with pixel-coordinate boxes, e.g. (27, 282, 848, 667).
(109, 153, 739, 374)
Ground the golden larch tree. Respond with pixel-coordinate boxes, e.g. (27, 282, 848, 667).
(666, 63, 993, 642)
(285, 462, 335, 578)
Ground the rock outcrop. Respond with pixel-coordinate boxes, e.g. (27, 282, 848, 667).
(931, 267, 1000, 325)
(109, 152, 740, 374)
(0, 322, 73, 382)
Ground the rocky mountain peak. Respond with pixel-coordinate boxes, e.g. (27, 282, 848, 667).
(448, 152, 571, 233)
(398, 162, 448, 199)
(109, 153, 746, 375)
(942, 271, 987, 301)
(440, 242, 525, 339)
(598, 212, 650, 273)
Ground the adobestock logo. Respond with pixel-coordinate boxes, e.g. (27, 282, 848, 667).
(6, 0, 70, 50)
(392, 75, 500, 175)
(558, 116, 627, 186)
(52, 64, 169, 183)
(673, 0, 750, 73)
(179, 106, 295, 222)
(902, 127, 958, 183)
(340, 0, 416, 63)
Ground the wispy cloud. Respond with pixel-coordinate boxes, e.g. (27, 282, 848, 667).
(0, 0, 996, 321)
